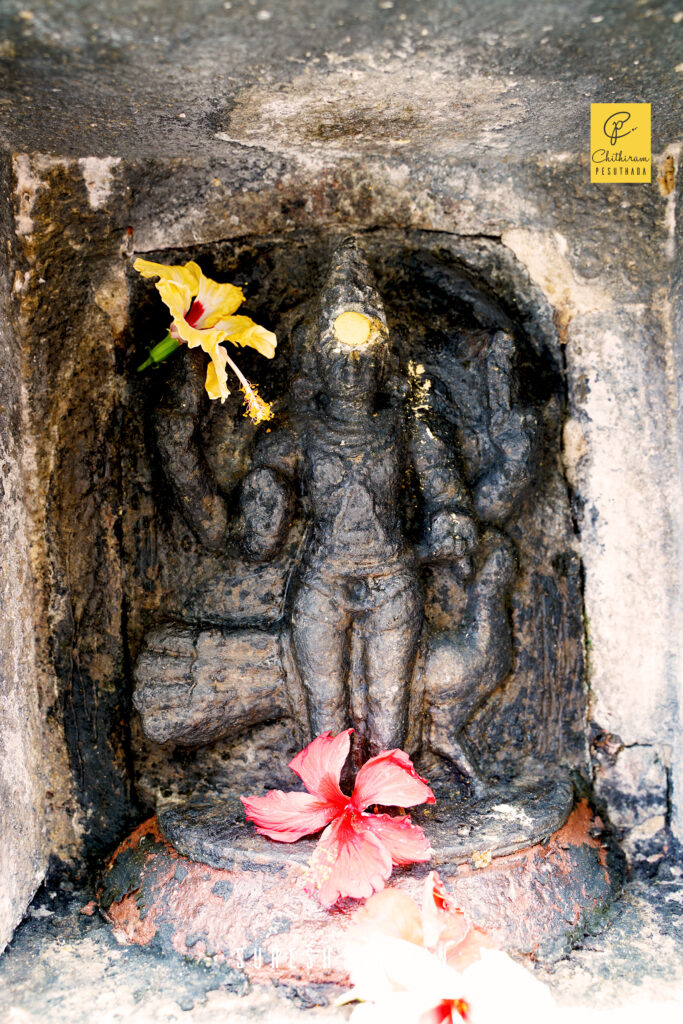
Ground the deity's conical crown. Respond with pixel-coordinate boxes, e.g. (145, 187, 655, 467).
(318, 237, 389, 349)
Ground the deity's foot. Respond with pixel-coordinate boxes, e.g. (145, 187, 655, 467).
(98, 769, 623, 983)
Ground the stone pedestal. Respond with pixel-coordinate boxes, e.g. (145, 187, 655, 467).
(99, 780, 622, 980)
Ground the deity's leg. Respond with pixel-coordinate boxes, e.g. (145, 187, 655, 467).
(359, 575, 423, 757)
(290, 577, 352, 738)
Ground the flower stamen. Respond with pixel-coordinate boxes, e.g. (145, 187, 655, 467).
(224, 351, 273, 423)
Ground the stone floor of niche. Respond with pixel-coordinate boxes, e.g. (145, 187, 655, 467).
(1, 872, 682, 1023)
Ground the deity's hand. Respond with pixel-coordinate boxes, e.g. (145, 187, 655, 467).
(472, 330, 539, 524)
(152, 348, 231, 551)
(239, 467, 294, 561)
(423, 509, 478, 579)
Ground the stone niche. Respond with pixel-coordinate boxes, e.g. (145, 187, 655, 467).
(124, 229, 587, 810)
(0, 148, 680, 965)
(0, 5, 681, 1015)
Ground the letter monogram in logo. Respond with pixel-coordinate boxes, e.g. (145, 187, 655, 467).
(603, 111, 635, 146)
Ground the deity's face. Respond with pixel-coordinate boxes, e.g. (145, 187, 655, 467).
(317, 310, 389, 401)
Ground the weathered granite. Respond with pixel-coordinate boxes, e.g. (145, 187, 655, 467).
(1, 874, 681, 1023)
(0, 0, 681, 955)
(99, 800, 620, 968)
(132, 625, 290, 745)
(155, 772, 574, 871)
(9, 154, 139, 864)
(0, 156, 47, 953)
(592, 733, 672, 875)
(0, 1, 680, 161)
(563, 306, 681, 868)
(672, 155, 683, 874)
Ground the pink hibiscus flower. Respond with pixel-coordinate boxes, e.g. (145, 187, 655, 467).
(240, 729, 435, 906)
(340, 873, 556, 1024)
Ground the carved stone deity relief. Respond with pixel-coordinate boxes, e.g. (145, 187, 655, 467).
(124, 231, 586, 863)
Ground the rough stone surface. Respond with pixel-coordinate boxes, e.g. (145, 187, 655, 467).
(564, 307, 681, 858)
(99, 801, 619, 969)
(0, 0, 681, 954)
(540, 875, 683, 1010)
(0, 1, 679, 161)
(133, 625, 290, 745)
(0, 887, 251, 1024)
(156, 770, 574, 870)
(594, 743, 668, 830)
(0, 874, 681, 1023)
(9, 153, 139, 864)
(672, 133, 683, 874)
(592, 734, 672, 875)
(0, 159, 48, 953)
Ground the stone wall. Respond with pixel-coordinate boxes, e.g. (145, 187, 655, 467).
(0, 156, 47, 953)
(669, 147, 683, 856)
(503, 177, 683, 869)
(566, 301, 681, 870)
(0, 0, 681, 952)
(10, 155, 138, 862)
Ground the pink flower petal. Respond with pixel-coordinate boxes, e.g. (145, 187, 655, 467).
(422, 871, 469, 951)
(421, 872, 495, 968)
(351, 749, 436, 811)
(240, 790, 339, 843)
(305, 808, 392, 907)
(365, 813, 432, 865)
(288, 729, 352, 808)
(352, 888, 424, 944)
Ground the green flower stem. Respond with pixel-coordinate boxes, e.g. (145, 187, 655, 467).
(137, 332, 180, 372)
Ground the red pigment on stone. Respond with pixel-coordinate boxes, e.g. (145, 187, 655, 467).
(99, 803, 616, 980)
(443, 802, 614, 953)
(100, 819, 354, 984)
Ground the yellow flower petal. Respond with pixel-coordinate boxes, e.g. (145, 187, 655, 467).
(172, 318, 227, 352)
(134, 257, 276, 408)
(156, 278, 194, 325)
(204, 344, 230, 403)
(133, 258, 202, 294)
(215, 315, 277, 359)
(193, 273, 245, 327)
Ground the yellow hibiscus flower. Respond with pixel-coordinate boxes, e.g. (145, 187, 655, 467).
(134, 257, 275, 422)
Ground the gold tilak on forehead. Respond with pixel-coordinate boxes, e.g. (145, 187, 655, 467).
(333, 310, 374, 348)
